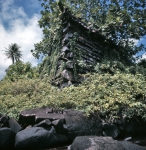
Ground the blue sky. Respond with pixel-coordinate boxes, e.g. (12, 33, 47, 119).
(0, 0, 43, 79)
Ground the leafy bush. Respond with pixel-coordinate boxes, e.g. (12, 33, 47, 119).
(94, 60, 126, 74)
(4, 61, 39, 81)
(0, 71, 146, 121)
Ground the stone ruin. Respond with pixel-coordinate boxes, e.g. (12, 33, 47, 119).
(50, 3, 121, 88)
(1, 108, 146, 149)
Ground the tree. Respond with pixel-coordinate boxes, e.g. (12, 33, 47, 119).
(4, 61, 39, 81)
(32, 0, 146, 64)
(4, 43, 22, 64)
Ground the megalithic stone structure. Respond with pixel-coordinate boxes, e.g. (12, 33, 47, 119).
(51, 2, 120, 88)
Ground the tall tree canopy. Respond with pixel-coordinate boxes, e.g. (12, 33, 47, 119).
(32, 0, 146, 64)
(4, 43, 22, 64)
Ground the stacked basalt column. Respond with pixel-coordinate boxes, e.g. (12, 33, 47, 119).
(52, 8, 104, 88)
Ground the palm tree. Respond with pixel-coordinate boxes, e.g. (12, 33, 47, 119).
(4, 43, 22, 64)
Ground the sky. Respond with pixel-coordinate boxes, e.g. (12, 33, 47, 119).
(0, 0, 43, 79)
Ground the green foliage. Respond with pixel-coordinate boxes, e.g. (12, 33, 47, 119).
(4, 61, 39, 81)
(94, 60, 126, 74)
(94, 59, 146, 77)
(1, 69, 146, 121)
(137, 59, 146, 68)
(32, 0, 146, 64)
(38, 54, 59, 78)
(3, 43, 22, 64)
(136, 59, 146, 76)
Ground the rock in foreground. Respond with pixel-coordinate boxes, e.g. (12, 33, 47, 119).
(15, 127, 55, 149)
(70, 136, 146, 150)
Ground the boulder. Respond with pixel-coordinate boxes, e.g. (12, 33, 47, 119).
(61, 46, 70, 52)
(102, 123, 119, 138)
(60, 124, 68, 134)
(70, 136, 146, 150)
(9, 118, 22, 134)
(135, 140, 146, 146)
(15, 127, 55, 149)
(52, 119, 65, 128)
(66, 61, 74, 69)
(0, 115, 9, 128)
(52, 119, 68, 134)
(19, 107, 53, 127)
(33, 119, 52, 127)
(0, 113, 3, 117)
(66, 52, 73, 59)
(0, 128, 15, 150)
(61, 69, 74, 81)
(35, 113, 65, 123)
(48, 132, 69, 148)
(64, 110, 102, 141)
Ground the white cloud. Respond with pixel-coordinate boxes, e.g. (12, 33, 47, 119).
(141, 54, 146, 59)
(0, 0, 43, 80)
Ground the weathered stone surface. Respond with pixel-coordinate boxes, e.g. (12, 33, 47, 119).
(102, 123, 119, 139)
(124, 137, 132, 141)
(0, 113, 3, 118)
(48, 132, 69, 148)
(64, 110, 102, 141)
(52, 119, 65, 128)
(9, 118, 22, 134)
(61, 69, 74, 81)
(65, 52, 73, 58)
(53, 109, 64, 114)
(135, 140, 146, 146)
(0, 115, 9, 128)
(15, 127, 55, 149)
(70, 136, 146, 150)
(20, 107, 53, 117)
(52, 119, 68, 134)
(19, 107, 53, 127)
(66, 61, 74, 69)
(35, 113, 65, 123)
(61, 46, 70, 52)
(0, 128, 15, 150)
(33, 119, 52, 127)
(60, 81, 72, 89)
(59, 124, 68, 134)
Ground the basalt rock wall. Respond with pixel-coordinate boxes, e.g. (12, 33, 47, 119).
(51, 7, 120, 88)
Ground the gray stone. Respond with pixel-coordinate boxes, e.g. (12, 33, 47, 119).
(61, 69, 74, 81)
(64, 110, 102, 141)
(66, 61, 74, 69)
(102, 123, 119, 139)
(70, 136, 146, 150)
(19, 107, 53, 127)
(33, 119, 52, 127)
(66, 52, 73, 58)
(124, 137, 132, 141)
(35, 113, 65, 123)
(61, 46, 70, 52)
(0, 116, 9, 128)
(52, 119, 65, 128)
(0, 128, 15, 150)
(15, 127, 55, 149)
(9, 118, 22, 134)
(135, 140, 146, 146)
(48, 132, 69, 148)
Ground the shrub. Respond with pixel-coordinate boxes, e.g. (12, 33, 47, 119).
(4, 61, 39, 81)
(0, 71, 146, 121)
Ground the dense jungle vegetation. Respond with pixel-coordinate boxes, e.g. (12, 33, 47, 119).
(1, 0, 146, 121)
